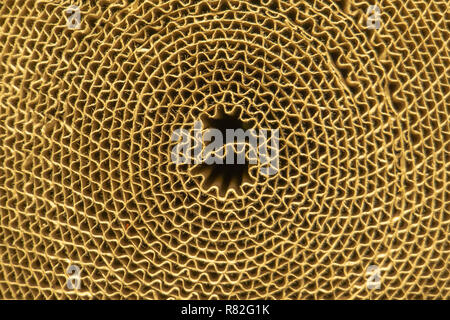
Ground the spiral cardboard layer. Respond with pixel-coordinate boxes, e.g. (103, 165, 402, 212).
(0, 0, 448, 299)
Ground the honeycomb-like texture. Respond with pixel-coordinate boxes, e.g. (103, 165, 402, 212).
(0, 0, 449, 299)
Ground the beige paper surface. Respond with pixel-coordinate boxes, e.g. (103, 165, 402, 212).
(0, 0, 448, 299)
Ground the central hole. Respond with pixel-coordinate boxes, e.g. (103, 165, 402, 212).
(192, 110, 254, 197)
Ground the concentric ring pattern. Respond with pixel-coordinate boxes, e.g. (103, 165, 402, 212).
(0, 0, 448, 299)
